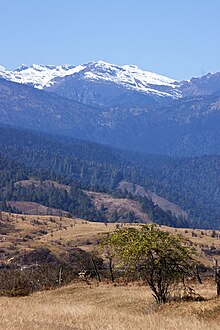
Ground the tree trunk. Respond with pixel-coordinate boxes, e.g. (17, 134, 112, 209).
(58, 266, 62, 286)
(214, 259, 220, 296)
(195, 265, 202, 284)
(92, 257, 101, 282)
(109, 257, 115, 283)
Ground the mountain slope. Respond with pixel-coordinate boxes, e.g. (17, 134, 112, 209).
(117, 180, 187, 218)
(2, 61, 220, 107)
(46, 61, 180, 106)
(0, 126, 219, 229)
(180, 72, 220, 98)
(0, 77, 219, 156)
(0, 153, 182, 226)
(93, 96, 220, 155)
(0, 61, 179, 102)
(0, 77, 99, 139)
(0, 63, 86, 89)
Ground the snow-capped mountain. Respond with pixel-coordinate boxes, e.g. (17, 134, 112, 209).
(2, 60, 220, 107)
(0, 63, 86, 89)
(46, 61, 183, 106)
(0, 60, 219, 156)
(0, 61, 180, 99)
(73, 61, 180, 97)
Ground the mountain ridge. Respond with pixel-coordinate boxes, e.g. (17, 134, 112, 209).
(0, 77, 219, 156)
(1, 61, 220, 104)
(0, 61, 178, 95)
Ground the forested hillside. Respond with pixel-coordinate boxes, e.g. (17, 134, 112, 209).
(0, 125, 219, 228)
(0, 154, 101, 220)
(0, 153, 181, 226)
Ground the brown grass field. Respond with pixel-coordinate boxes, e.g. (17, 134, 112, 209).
(1, 212, 220, 266)
(1, 212, 220, 329)
(0, 280, 220, 330)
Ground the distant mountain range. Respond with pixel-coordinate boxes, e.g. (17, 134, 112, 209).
(0, 61, 180, 100)
(0, 61, 219, 155)
(2, 61, 220, 103)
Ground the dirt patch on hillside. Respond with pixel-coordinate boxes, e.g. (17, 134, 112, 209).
(7, 201, 68, 217)
(85, 191, 152, 223)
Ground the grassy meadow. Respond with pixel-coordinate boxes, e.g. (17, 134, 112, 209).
(1, 212, 220, 267)
(1, 212, 220, 329)
(0, 280, 220, 330)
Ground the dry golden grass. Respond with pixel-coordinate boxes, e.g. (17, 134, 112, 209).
(8, 201, 69, 216)
(1, 212, 220, 266)
(0, 212, 120, 262)
(1, 212, 220, 329)
(160, 225, 220, 266)
(0, 280, 220, 330)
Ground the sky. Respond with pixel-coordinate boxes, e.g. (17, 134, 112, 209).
(0, 0, 219, 80)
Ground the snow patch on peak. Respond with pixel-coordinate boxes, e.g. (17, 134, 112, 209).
(123, 64, 139, 70)
(0, 65, 6, 72)
(93, 60, 110, 67)
(0, 63, 86, 88)
(15, 64, 29, 72)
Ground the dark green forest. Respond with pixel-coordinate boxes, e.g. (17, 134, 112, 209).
(0, 153, 183, 226)
(0, 155, 101, 221)
(0, 125, 219, 229)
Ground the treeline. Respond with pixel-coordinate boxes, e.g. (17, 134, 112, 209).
(0, 155, 102, 221)
(0, 155, 28, 190)
(2, 181, 101, 221)
(0, 125, 219, 228)
(127, 153, 220, 228)
(0, 154, 185, 226)
(0, 156, 179, 225)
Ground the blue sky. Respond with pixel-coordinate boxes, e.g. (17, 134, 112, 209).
(0, 0, 219, 80)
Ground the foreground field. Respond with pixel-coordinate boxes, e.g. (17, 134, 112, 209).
(0, 281, 220, 330)
(1, 212, 220, 329)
